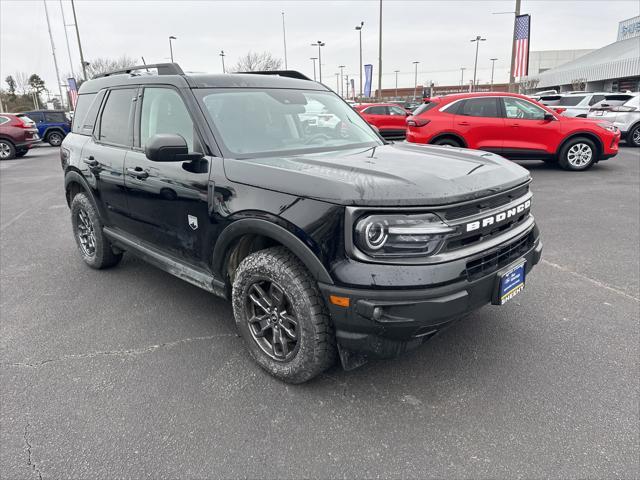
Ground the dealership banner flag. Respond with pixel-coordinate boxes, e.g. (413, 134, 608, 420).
(67, 78, 79, 109)
(364, 64, 373, 97)
(513, 14, 531, 77)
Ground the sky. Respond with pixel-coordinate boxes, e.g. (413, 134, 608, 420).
(1, 0, 638, 99)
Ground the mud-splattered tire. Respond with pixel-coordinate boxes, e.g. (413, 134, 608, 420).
(70, 192, 122, 269)
(232, 246, 337, 383)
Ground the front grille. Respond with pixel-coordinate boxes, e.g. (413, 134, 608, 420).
(445, 211, 529, 251)
(465, 231, 535, 280)
(443, 184, 529, 220)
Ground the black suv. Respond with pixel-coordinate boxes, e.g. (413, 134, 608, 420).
(61, 63, 542, 383)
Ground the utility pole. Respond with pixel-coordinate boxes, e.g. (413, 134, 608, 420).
(470, 35, 486, 92)
(345, 74, 350, 100)
(490, 58, 498, 89)
(311, 41, 325, 83)
(460, 67, 466, 91)
(394, 70, 400, 98)
(43, 0, 66, 110)
(412, 61, 419, 100)
(70, 0, 87, 81)
(335, 73, 340, 92)
(281, 11, 288, 69)
(59, 1, 75, 79)
(509, 0, 521, 92)
(310, 57, 318, 81)
(338, 65, 345, 97)
(377, 0, 383, 100)
(355, 21, 364, 99)
(220, 50, 226, 73)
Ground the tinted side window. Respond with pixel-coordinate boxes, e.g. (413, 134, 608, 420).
(72, 92, 102, 134)
(26, 112, 44, 122)
(459, 98, 499, 118)
(0, 116, 9, 125)
(442, 100, 464, 115)
(588, 95, 605, 106)
(389, 106, 407, 116)
(99, 89, 135, 146)
(140, 87, 194, 150)
(365, 106, 388, 115)
(44, 111, 67, 123)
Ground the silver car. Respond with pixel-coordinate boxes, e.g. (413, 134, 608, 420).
(588, 94, 640, 147)
(553, 92, 609, 118)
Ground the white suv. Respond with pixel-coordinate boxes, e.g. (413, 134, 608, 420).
(553, 92, 609, 118)
(588, 94, 640, 147)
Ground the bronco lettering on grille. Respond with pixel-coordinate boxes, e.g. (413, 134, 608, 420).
(465, 199, 531, 232)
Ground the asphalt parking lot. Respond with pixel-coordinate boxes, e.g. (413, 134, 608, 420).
(1, 146, 638, 479)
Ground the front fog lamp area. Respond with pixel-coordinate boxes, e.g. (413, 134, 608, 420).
(354, 213, 455, 257)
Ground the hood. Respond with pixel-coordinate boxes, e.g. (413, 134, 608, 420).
(223, 142, 530, 207)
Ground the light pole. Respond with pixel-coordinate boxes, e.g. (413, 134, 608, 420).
(220, 50, 226, 73)
(460, 67, 466, 91)
(169, 36, 177, 62)
(394, 70, 400, 98)
(281, 11, 288, 69)
(377, 0, 382, 100)
(43, 0, 66, 109)
(338, 65, 345, 97)
(355, 21, 364, 99)
(412, 61, 419, 101)
(345, 74, 350, 100)
(70, 0, 87, 81)
(490, 58, 498, 89)
(470, 35, 486, 92)
(311, 41, 325, 83)
(310, 57, 318, 81)
(335, 73, 340, 92)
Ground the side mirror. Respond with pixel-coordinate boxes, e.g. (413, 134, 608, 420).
(543, 113, 556, 121)
(145, 133, 202, 162)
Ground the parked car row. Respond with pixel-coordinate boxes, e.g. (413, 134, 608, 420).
(0, 109, 71, 159)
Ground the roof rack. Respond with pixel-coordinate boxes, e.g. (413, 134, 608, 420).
(235, 70, 312, 81)
(95, 62, 184, 78)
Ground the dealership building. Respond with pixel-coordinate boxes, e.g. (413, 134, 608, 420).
(522, 16, 640, 93)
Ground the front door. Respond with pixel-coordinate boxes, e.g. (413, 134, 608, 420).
(123, 86, 211, 265)
(500, 97, 563, 156)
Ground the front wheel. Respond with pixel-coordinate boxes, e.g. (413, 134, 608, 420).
(232, 246, 337, 383)
(628, 124, 640, 147)
(71, 192, 123, 269)
(558, 137, 597, 171)
(46, 131, 64, 146)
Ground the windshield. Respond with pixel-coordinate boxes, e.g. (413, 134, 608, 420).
(196, 88, 382, 158)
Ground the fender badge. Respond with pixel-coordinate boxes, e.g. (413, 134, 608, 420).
(188, 215, 198, 230)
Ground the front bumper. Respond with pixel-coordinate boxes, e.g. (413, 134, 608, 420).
(600, 129, 621, 160)
(320, 229, 542, 360)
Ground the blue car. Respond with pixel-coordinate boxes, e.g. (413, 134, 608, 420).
(20, 110, 71, 146)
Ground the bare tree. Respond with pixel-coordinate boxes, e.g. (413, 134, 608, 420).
(518, 78, 539, 94)
(85, 56, 138, 79)
(571, 78, 587, 91)
(13, 72, 30, 95)
(232, 51, 283, 72)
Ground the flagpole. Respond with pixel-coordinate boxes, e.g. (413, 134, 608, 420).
(509, 0, 521, 92)
(43, 0, 66, 110)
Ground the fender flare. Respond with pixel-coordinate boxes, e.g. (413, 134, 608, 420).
(429, 132, 468, 147)
(556, 131, 604, 158)
(63, 169, 109, 219)
(212, 218, 334, 285)
(43, 127, 65, 140)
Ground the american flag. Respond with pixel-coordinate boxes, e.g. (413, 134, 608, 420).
(67, 78, 79, 109)
(513, 15, 531, 78)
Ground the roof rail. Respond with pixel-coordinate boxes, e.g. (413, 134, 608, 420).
(94, 62, 184, 78)
(235, 70, 312, 81)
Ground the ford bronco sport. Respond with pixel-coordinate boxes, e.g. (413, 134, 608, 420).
(61, 63, 542, 383)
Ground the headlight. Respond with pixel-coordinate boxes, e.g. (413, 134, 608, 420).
(597, 122, 617, 133)
(354, 213, 456, 257)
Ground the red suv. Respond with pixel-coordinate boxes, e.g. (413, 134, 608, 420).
(354, 103, 410, 139)
(406, 93, 620, 171)
(0, 113, 40, 160)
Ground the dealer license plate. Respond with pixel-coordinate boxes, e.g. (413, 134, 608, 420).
(493, 261, 526, 305)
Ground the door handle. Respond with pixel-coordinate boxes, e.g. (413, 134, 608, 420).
(126, 167, 149, 179)
(458, 121, 470, 126)
(83, 156, 98, 167)
(511, 123, 520, 127)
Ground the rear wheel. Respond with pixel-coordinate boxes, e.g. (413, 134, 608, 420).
(46, 131, 64, 146)
(232, 246, 337, 383)
(558, 137, 597, 171)
(628, 124, 640, 147)
(432, 137, 462, 148)
(0, 140, 15, 160)
(71, 192, 123, 269)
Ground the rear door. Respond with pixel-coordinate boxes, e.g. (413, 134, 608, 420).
(362, 105, 389, 130)
(453, 97, 504, 151)
(80, 87, 137, 225)
(387, 105, 410, 132)
(500, 96, 563, 155)
(123, 86, 211, 265)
